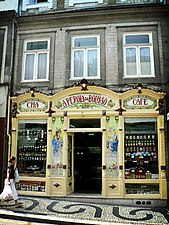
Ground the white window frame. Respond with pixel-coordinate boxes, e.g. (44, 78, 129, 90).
(0, 26, 7, 83)
(69, 0, 103, 7)
(71, 35, 100, 80)
(22, 39, 50, 82)
(23, 0, 52, 11)
(123, 32, 155, 78)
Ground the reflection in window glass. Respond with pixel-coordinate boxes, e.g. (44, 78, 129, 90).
(74, 37, 97, 47)
(125, 35, 149, 44)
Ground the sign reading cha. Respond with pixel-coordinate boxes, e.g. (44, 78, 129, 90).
(55, 94, 115, 110)
(19, 99, 48, 112)
(124, 95, 157, 109)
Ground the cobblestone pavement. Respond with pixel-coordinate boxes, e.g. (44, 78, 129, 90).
(0, 197, 169, 225)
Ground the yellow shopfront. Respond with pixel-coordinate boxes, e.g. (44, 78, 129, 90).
(10, 84, 167, 205)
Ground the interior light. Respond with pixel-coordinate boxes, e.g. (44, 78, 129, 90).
(88, 133, 94, 136)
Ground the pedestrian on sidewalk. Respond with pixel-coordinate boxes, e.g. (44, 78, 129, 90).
(0, 156, 21, 208)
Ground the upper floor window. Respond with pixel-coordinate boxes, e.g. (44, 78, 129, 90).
(0, 27, 7, 83)
(71, 36, 100, 80)
(26, 0, 47, 4)
(22, 39, 50, 82)
(69, 0, 103, 7)
(123, 33, 155, 78)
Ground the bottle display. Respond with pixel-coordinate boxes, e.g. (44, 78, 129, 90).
(16, 181, 45, 192)
(125, 183, 159, 194)
(124, 118, 159, 195)
(124, 133, 158, 179)
(17, 121, 47, 179)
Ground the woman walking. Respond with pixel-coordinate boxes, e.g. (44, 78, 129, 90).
(0, 156, 21, 208)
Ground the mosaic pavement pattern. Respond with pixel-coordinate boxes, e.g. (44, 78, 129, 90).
(0, 197, 169, 224)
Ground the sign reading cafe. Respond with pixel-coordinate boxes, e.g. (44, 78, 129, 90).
(123, 95, 157, 109)
(55, 93, 115, 110)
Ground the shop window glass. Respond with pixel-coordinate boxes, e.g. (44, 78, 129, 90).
(69, 119, 100, 128)
(26, 0, 48, 4)
(17, 120, 47, 178)
(22, 39, 49, 82)
(125, 183, 159, 194)
(71, 36, 100, 80)
(123, 33, 154, 78)
(124, 118, 158, 181)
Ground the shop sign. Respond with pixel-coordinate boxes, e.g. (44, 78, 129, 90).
(18, 98, 48, 112)
(123, 95, 157, 109)
(55, 93, 115, 110)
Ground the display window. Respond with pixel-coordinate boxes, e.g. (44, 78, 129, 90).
(125, 183, 159, 194)
(16, 181, 46, 192)
(17, 120, 47, 177)
(124, 118, 158, 180)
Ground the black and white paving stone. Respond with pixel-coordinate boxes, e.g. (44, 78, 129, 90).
(0, 197, 169, 224)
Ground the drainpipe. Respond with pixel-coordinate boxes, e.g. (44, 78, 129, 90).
(6, 15, 16, 162)
(6, 96, 11, 158)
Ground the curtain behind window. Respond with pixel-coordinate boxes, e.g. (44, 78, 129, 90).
(140, 47, 151, 75)
(74, 50, 84, 77)
(25, 54, 34, 80)
(37, 53, 47, 79)
(88, 49, 97, 77)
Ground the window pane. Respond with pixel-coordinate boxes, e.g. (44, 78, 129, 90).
(37, 0, 47, 2)
(25, 54, 34, 80)
(126, 35, 149, 44)
(74, 37, 97, 47)
(17, 120, 47, 178)
(87, 49, 97, 77)
(140, 47, 151, 75)
(74, 50, 84, 77)
(126, 48, 137, 75)
(37, 53, 47, 79)
(0, 29, 5, 81)
(27, 41, 48, 50)
(26, 0, 47, 4)
(26, 0, 36, 3)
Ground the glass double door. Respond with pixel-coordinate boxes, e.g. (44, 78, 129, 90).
(68, 132, 102, 194)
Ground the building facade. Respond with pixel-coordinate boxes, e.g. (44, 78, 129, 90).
(0, 0, 18, 190)
(7, 0, 169, 206)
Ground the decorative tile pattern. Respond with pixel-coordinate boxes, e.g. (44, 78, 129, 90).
(0, 197, 169, 224)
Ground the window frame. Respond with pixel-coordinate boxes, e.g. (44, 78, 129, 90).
(0, 27, 7, 83)
(71, 35, 100, 80)
(22, 39, 50, 82)
(123, 32, 155, 78)
(69, 0, 103, 7)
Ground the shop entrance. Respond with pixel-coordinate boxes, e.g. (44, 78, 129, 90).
(74, 132, 102, 194)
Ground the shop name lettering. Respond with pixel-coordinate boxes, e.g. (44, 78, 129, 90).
(62, 94, 108, 107)
(26, 101, 40, 108)
(20, 100, 47, 110)
(132, 98, 149, 106)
